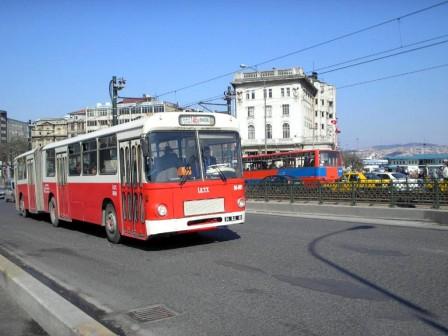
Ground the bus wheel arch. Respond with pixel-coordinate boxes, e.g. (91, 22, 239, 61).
(103, 200, 121, 244)
(49, 196, 60, 227)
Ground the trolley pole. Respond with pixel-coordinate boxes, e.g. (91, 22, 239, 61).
(109, 76, 126, 126)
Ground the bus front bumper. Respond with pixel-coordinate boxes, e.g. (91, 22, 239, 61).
(145, 211, 245, 236)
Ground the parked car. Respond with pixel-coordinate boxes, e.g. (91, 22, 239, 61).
(4, 182, 15, 203)
(326, 171, 387, 191)
(262, 175, 301, 185)
(375, 172, 419, 190)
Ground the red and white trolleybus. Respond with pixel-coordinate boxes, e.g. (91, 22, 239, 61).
(14, 112, 245, 243)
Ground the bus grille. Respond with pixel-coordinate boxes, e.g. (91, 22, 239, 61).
(184, 198, 224, 217)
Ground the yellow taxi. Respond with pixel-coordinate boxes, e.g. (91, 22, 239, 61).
(326, 171, 387, 191)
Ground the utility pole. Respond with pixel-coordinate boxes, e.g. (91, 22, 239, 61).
(224, 86, 235, 115)
(109, 76, 126, 126)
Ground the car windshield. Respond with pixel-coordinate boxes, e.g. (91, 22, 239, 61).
(145, 130, 242, 183)
(365, 173, 379, 180)
(392, 173, 407, 179)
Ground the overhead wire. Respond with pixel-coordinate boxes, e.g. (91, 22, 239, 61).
(155, 1, 448, 98)
(318, 38, 448, 75)
(312, 33, 448, 73)
(337, 63, 448, 89)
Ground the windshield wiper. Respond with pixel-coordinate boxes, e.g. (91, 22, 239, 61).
(212, 165, 227, 182)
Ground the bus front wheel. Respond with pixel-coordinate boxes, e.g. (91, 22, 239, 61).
(49, 197, 60, 227)
(104, 203, 121, 244)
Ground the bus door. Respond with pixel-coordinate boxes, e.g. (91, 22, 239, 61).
(56, 152, 70, 219)
(26, 158, 36, 212)
(119, 140, 145, 237)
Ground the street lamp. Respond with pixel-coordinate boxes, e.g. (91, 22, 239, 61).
(240, 64, 268, 154)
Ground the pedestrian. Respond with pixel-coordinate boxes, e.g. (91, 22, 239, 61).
(442, 160, 448, 181)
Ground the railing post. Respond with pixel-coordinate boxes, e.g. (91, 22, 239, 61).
(318, 182, 323, 204)
(264, 181, 268, 202)
(433, 179, 440, 209)
(389, 182, 395, 207)
(289, 182, 294, 204)
(351, 182, 356, 206)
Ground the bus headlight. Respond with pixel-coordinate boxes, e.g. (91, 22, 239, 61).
(237, 198, 246, 208)
(157, 204, 168, 217)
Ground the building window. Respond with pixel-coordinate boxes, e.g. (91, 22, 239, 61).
(268, 89, 272, 98)
(329, 101, 333, 107)
(266, 105, 272, 118)
(286, 88, 290, 97)
(321, 111, 324, 118)
(315, 99, 318, 104)
(281, 88, 285, 97)
(321, 99, 325, 105)
(321, 124, 324, 130)
(248, 125, 255, 139)
(315, 111, 318, 117)
(282, 104, 290, 117)
(282, 123, 290, 139)
(247, 106, 254, 118)
(246, 92, 250, 100)
(266, 124, 272, 139)
(251, 90, 255, 99)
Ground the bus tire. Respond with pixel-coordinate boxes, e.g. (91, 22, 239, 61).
(19, 195, 28, 217)
(49, 197, 60, 227)
(104, 203, 121, 244)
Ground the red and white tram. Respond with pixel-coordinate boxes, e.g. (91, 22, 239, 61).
(14, 112, 245, 243)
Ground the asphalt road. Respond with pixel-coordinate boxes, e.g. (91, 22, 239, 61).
(0, 201, 447, 336)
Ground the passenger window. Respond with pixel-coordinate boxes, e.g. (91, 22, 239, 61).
(99, 135, 117, 175)
(46, 149, 56, 177)
(68, 143, 81, 176)
(82, 140, 97, 175)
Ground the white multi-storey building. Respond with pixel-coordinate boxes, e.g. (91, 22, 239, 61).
(232, 67, 338, 155)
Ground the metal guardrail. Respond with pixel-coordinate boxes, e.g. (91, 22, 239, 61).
(245, 180, 448, 209)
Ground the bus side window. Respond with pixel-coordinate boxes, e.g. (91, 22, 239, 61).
(99, 135, 117, 175)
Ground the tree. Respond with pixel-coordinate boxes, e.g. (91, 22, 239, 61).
(342, 151, 363, 171)
(0, 137, 29, 164)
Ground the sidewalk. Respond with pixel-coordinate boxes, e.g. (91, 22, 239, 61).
(0, 253, 118, 336)
(247, 200, 448, 228)
(0, 285, 48, 336)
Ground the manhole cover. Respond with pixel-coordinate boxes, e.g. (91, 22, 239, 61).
(128, 305, 177, 323)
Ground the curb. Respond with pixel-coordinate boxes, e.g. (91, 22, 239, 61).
(0, 254, 117, 336)
(247, 200, 448, 226)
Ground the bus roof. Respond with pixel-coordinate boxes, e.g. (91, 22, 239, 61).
(38, 112, 239, 151)
(243, 148, 339, 160)
(14, 148, 38, 160)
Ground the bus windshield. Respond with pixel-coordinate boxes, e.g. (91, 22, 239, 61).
(319, 151, 341, 167)
(145, 131, 242, 183)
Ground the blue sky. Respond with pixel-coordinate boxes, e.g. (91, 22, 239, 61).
(0, 0, 447, 148)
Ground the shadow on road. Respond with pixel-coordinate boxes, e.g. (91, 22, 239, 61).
(308, 225, 448, 334)
(37, 214, 241, 251)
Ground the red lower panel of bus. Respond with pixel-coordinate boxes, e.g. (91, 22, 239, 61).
(18, 179, 245, 240)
